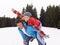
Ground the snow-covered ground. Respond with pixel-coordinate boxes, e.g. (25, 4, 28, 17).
(0, 27, 60, 45)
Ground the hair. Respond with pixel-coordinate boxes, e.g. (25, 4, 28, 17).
(15, 19, 25, 28)
(15, 19, 23, 24)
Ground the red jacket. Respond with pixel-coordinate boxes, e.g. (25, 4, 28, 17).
(28, 17, 45, 35)
(12, 9, 45, 35)
(12, 9, 24, 18)
(28, 17, 40, 30)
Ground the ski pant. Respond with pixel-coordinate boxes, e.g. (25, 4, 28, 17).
(24, 35, 32, 45)
(24, 32, 46, 45)
(36, 32, 46, 45)
(24, 41, 29, 45)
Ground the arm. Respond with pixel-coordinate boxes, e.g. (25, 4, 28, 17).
(32, 18, 45, 35)
(28, 17, 45, 35)
(18, 28, 27, 40)
(12, 9, 24, 18)
(22, 28, 31, 37)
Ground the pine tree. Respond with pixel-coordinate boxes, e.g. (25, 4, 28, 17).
(40, 7, 45, 26)
(22, 4, 38, 19)
(22, 8, 26, 14)
(44, 5, 56, 27)
(55, 6, 60, 28)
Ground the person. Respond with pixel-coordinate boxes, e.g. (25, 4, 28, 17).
(16, 19, 35, 45)
(12, 9, 47, 37)
(15, 19, 46, 45)
(22, 12, 49, 39)
(16, 19, 31, 37)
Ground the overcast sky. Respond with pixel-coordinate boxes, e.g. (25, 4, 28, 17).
(0, 0, 60, 18)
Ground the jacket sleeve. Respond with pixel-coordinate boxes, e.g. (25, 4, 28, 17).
(12, 9, 24, 18)
(32, 18, 40, 30)
(31, 18, 45, 35)
(18, 28, 28, 41)
(40, 30, 45, 35)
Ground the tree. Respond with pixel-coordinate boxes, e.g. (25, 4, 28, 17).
(22, 4, 38, 19)
(44, 5, 57, 27)
(40, 7, 45, 26)
(5, 18, 12, 27)
(0, 16, 6, 27)
(55, 6, 60, 28)
(22, 8, 26, 14)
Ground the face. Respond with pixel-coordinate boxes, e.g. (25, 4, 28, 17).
(23, 16, 29, 22)
(16, 22, 24, 29)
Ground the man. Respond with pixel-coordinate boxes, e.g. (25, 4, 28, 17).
(16, 19, 46, 45)
(16, 19, 35, 45)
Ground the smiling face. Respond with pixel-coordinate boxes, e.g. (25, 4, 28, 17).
(23, 16, 30, 22)
(16, 22, 24, 29)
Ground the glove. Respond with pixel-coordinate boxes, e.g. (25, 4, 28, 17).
(44, 34, 49, 38)
(29, 37, 34, 42)
(12, 8, 17, 14)
(23, 40, 27, 45)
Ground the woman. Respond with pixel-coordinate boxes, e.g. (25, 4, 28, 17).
(16, 19, 46, 45)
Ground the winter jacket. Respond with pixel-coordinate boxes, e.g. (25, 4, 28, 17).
(12, 9, 45, 35)
(18, 28, 29, 41)
(18, 22, 37, 41)
(12, 9, 24, 18)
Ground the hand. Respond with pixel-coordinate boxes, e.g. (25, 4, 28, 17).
(11, 8, 17, 14)
(11, 8, 14, 11)
(29, 37, 34, 42)
(44, 34, 49, 38)
(23, 40, 27, 45)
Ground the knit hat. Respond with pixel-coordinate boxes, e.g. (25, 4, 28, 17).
(23, 12, 32, 17)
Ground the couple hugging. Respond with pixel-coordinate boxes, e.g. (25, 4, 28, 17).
(12, 9, 48, 45)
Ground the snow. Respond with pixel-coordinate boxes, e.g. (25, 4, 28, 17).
(0, 27, 60, 45)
